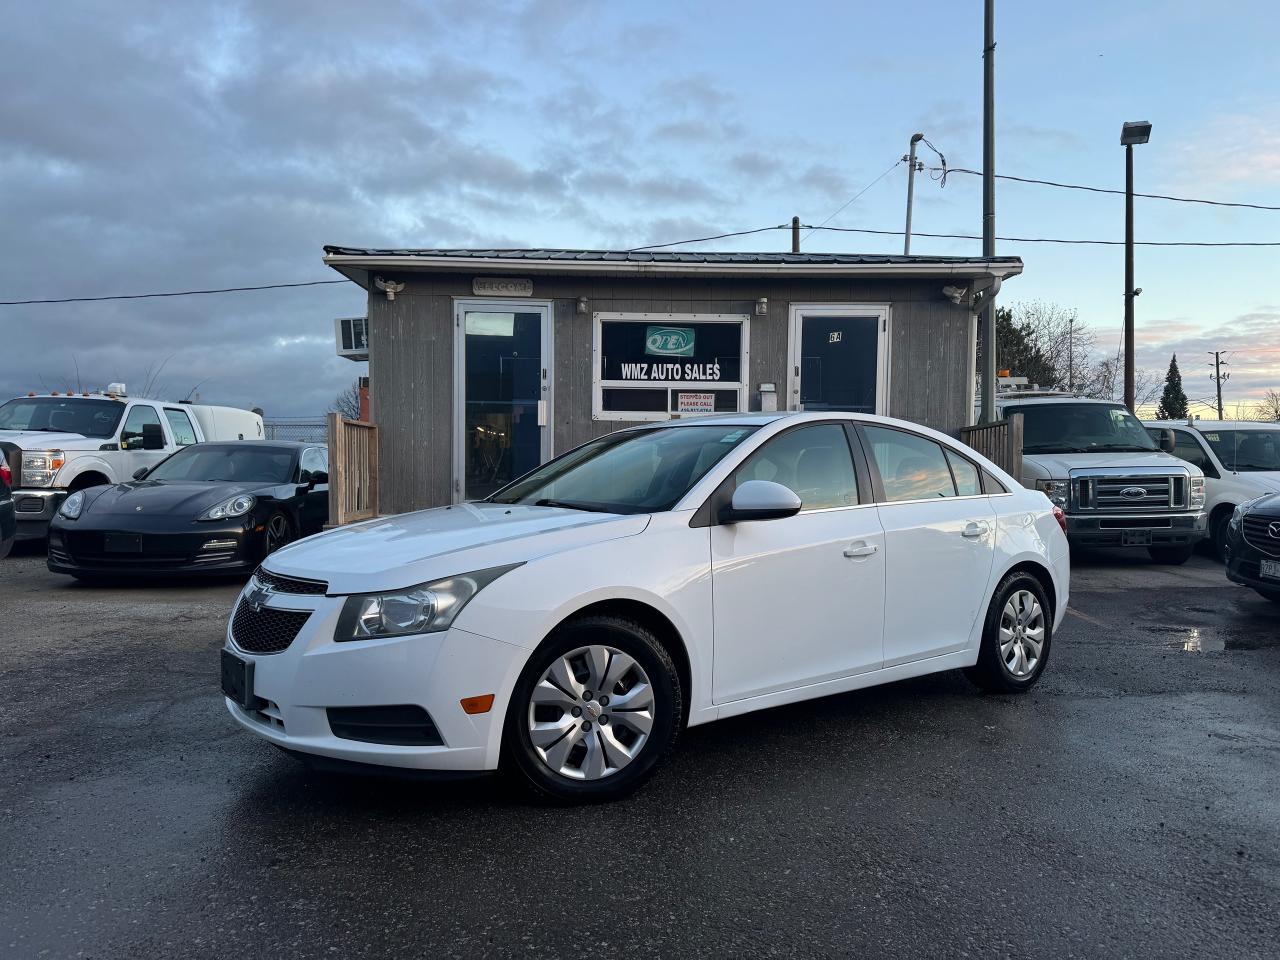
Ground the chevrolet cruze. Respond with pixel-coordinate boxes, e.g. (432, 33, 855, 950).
(222, 412, 1070, 802)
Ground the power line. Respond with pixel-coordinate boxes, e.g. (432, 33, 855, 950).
(803, 159, 904, 239)
(811, 225, 1280, 247)
(0, 279, 348, 306)
(933, 166, 1280, 212)
(628, 225, 790, 252)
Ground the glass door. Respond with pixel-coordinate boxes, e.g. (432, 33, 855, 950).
(788, 305, 889, 414)
(454, 301, 552, 501)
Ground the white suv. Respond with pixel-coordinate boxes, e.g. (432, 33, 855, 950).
(1144, 420, 1280, 560)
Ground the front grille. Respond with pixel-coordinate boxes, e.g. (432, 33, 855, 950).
(1242, 515, 1280, 557)
(254, 566, 329, 595)
(327, 705, 443, 746)
(231, 602, 311, 654)
(1075, 475, 1184, 512)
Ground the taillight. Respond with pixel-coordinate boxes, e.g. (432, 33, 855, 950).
(1053, 506, 1068, 535)
(0, 460, 10, 487)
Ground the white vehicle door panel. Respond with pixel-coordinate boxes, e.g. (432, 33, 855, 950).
(711, 507, 886, 703)
(878, 497, 997, 666)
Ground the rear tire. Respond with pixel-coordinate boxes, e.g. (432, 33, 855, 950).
(965, 571, 1053, 694)
(1148, 545, 1193, 565)
(503, 615, 681, 803)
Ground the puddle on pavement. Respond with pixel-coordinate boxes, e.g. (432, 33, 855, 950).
(1177, 628, 1225, 653)
(1159, 624, 1278, 652)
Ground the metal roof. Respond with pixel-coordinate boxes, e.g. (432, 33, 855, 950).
(322, 246, 1024, 283)
(322, 246, 1021, 267)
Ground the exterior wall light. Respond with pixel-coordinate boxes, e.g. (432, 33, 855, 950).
(577, 297, 589, 315)
(374, 276, 405, 301)
(755, 297, 768, 316)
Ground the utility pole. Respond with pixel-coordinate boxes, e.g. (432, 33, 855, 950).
(791, 216, 800, 253)
(1209, 351, 1229, 419)
(979, 0, 997, 422)
(903, 133, 924, 255)
(1120, 121, 1152, 413)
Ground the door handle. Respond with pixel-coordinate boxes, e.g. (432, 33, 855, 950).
(843, 541, 879, 558)
(962, 521, 988, 539)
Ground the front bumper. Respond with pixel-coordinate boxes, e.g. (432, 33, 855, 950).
(223, 591, 527, 772)
(1064, 510, 1206, 548)
(47, 517, 261, 577)
(12, 488, 65, 540)
(1225, 527, 1280, 595)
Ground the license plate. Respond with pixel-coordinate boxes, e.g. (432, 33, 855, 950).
(1262, 559, 1280, 582)
(104, 533, 142, 553)
(1121, 529, 1152, 546)
(220, 649, 261, 710)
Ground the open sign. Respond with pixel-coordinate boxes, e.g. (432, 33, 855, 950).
(645, 326, 695, 357)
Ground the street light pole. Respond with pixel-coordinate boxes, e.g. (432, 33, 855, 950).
(903, 133, 924, 255)
(1121, 120, 1152, 413)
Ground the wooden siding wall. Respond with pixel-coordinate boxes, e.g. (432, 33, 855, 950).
(367, 273, 977, 514)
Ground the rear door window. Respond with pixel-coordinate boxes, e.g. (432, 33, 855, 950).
(863, 425, 957, 501)
(164, 408, 197, 446)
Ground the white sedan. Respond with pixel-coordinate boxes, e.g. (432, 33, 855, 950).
(221, 412, 1069, 802)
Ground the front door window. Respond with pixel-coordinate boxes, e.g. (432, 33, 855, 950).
(460, 305, 549, 500)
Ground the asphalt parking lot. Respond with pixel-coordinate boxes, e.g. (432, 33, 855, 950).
(2, 543, 1278, 959)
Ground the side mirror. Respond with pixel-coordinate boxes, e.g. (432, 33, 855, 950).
(311, 470, 328, 485)
(1158, 429, 1175, 454)
(720, 480, 802, 524)
(132, 467, 149, 480)
(141, 422, 165, 450)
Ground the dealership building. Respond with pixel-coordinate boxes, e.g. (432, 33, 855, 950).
(323, 247, 1023, 514)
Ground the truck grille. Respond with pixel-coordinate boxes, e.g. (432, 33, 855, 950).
(231, 602, 311, 654)
(1242, 515, 1280, 557)
(1074, 475, 1187, 512)
(253, 566, 329, 596)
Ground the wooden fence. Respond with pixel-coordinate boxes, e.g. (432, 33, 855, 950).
(959, 413, 1024, 479)
(327, 413, 379, 526)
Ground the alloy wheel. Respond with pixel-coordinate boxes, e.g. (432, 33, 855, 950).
(526, 644, 655, 781)
(265, 515, 290, 554)
(999, 589, 1044, 678)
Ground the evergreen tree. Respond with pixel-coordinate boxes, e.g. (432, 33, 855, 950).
(1155, 354, 1189, 420)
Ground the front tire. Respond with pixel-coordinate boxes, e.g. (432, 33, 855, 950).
(262, 512, 293, 559)
(1207, 510, 1232, 563)
(504, 615, 681, 803)
(965, 571, 1053, 694)
(1148, 545, 1193, 565)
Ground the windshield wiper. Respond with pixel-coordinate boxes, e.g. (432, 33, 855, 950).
(533, 498, 614, 513)
(1023, 445, 1091, 454)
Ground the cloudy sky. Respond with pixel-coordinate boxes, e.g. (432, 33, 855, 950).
(2, 0, 1277, 417)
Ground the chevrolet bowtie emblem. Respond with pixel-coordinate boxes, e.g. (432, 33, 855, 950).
(246, 584, 272, 613)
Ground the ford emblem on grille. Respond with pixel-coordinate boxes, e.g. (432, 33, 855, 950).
(1120, 486, 1148, 500)
(1269, 521, 1280, 539)
(245, 583, 273, 613)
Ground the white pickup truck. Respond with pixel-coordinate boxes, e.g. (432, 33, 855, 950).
(0, 386, 263, 542)
(993, 391, 1206, 564)
(1144, 419, 1280, 560)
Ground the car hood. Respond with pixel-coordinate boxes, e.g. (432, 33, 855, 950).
(263, 501, 651, 595)
(1246, 490, 1280, 516)
(0, 429, 96, 449)
(84, 480, 273, 517)
(1022, 450, 1195, 479)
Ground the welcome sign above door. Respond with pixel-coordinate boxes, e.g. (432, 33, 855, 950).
(472, 277, 534, 297)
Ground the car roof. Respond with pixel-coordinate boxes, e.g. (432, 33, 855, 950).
(1144, 419, 1280, 430)
(996, 395, 1119, 406)
(185, 441, 316, 450)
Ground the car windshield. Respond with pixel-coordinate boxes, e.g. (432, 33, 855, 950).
(489, 423, 759, 513)
(1200, 429, 1280, 472)
(0, 397, 125, 439)
(146, 445, 296, 483)
(1017, 403, 1158, 454)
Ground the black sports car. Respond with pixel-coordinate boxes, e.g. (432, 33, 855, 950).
(1225, 492, 1280, 605)
(47, 441, 329, 579)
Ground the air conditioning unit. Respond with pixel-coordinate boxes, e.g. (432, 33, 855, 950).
(334, 317, 369, 361)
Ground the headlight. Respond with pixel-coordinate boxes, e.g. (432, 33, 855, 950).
(335, 564, 522, 642)
(1190, 476, 1205, 509)
(1036, 479, 1069, 508)
(199, 494, 256, 521)
(59, 489, 86, 519)
(21, 449, 66, 487)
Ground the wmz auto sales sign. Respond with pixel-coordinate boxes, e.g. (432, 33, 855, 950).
(618, 362, 722, 381)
